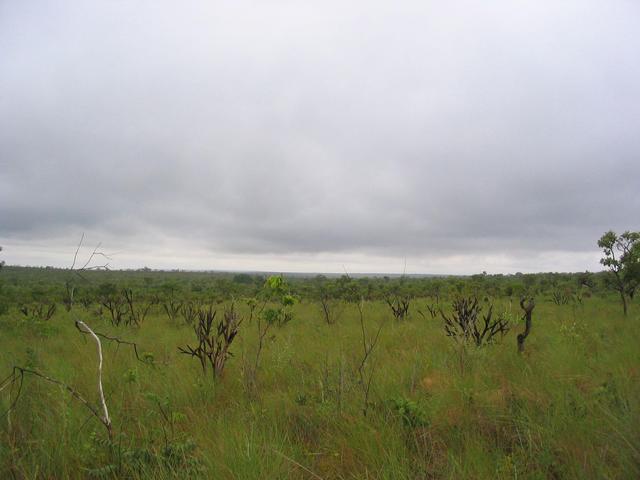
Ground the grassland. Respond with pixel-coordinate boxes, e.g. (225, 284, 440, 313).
(0, 268, 638, 479)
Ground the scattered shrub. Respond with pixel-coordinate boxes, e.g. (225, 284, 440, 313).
(441, 297, 510, 346)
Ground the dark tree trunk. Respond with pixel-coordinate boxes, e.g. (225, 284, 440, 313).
(518, 297, 535, 353)
(620, 290, 628, 316)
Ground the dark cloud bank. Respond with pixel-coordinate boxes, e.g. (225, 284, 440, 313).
(1, 1, 639, 274)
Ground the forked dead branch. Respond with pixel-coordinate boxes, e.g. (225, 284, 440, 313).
(2, 319, 114, 438)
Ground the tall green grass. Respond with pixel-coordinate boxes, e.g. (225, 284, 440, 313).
(1, 297, 638, 478)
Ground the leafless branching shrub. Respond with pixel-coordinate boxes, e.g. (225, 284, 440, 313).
(441, 297, 510, 347)
(417, 300, 439, 320)
(101, 293, 128, 326)
(318, 295, 345, 325)
(180, 302, 199, 326)
(313, 279, 346, 325)
(242, 298, 273, 393)
(163, 299, 183, 323)
(179, 303, 243, 379)
(19, 302, 57, 322)
(122, 288, 151, 327)
(385, 294, 411, 321)
(80, 295, 93, 310)
(355, 299, 386, 416)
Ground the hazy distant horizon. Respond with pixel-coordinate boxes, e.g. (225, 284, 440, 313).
(1, 262, 599, 278)
(0, 238, 604, 276)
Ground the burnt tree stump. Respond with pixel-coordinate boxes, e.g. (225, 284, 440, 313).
(518, 297, 535, 353)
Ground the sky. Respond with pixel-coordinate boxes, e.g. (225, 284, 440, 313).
(1, 1, 639, 275)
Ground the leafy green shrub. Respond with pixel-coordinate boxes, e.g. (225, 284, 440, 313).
(85, 431, 203, 478)
(390, 396, 428, 428)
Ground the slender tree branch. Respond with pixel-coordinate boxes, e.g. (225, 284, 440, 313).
(1, 366, 110, 436)
(75, 326, 150, 364)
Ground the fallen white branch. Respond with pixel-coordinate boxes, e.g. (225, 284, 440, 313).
(75, 320, 112, 435)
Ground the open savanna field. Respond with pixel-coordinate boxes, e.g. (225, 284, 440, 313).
(0, 267, 638, 479)
(3, 0, 640, 478)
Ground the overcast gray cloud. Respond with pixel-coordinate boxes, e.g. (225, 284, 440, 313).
(1, 0, 639, 274)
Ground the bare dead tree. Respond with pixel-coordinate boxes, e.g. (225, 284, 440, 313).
(122, 288, 151, 326)
(162, 299, 183, 324)
(70, 234, 112, 277)
(63, 234, 114, 317)
(356, 299, 386, 416)
(19, 302, 57, 322)
(441, 297, 510, 347)
(80, 296, 93, 310)
(518, 297, 535, 353)
(179, 303, 243, 379)
(384, 294, 411, 321)
(101, 293, 128, 326)
(318, 294, 345, 325)
(241, 297, 273, 393)
(314, 279, 346, 325)
(179, 306, 216, 374)
(319, 294, 333, 324)
(252, 307, 271, 378)
(417, 301, 439, 320)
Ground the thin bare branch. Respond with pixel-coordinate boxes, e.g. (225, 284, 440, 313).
(70, 234, 113, 281)
(75, 325, 150, 364)
(1, 366, 109, 436)
(70, 232, 85, 270)
(273, 449, 325, 480)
